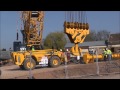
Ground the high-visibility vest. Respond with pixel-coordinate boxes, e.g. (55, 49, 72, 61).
(106, 50, 112, 54)
(32, 47, 35, 51)
(103, 50, 107, 56)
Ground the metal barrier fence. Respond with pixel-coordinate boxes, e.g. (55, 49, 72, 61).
(0, 50, 120, 79)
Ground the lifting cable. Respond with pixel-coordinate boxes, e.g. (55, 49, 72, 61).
(65, 11, 88, 29)
(65, 11, 68, 22)
(78, 11, 81, 23)
(65, 11, 66, 21)
(81, 11, 83, 28)
(77, 11, 78, 22)
(20, 11, 23, 31)
(75, 11, 77, 22)
(70, 11, 72, 22)
(67, 11, 70, 22)
(85, 11, 87, 23)
(72, 11, 74, 22)
(68, 11, 70, 22)
(66, 11, 68, 22)
(81, 11, 83, 23)
(83, 11, 85, 23)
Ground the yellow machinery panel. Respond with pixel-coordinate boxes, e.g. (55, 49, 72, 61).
(64, 22, 90, 56)
(83, 53, 120, 64)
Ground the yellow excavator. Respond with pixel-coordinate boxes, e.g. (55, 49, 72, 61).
(11, 11, 90, 70)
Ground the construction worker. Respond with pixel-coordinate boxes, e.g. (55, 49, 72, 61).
(60, 49, 64, 59)
(106, 48, 112, 61)
(103, 48, 107, 61)
(32, 46, 35, 51)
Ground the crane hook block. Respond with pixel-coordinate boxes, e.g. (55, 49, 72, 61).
(64, 21, 90, 44)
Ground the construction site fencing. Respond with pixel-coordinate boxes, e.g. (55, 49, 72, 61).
(0, 50, 120, 79)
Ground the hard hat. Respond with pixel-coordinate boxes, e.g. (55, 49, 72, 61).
(66, 49, 68, 51)
(106, 48, 108, 50)
(60, 49, 62, 51)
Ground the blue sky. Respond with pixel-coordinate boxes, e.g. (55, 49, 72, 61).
(0, 11, 120, 50)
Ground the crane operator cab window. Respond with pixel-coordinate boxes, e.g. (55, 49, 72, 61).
(20, 46, 26, 52)
(31, 11, 39, 17)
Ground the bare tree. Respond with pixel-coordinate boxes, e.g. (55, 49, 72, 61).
(85, 30, 110, 41)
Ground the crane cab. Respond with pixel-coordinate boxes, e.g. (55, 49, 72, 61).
(31, 11, 39, 17)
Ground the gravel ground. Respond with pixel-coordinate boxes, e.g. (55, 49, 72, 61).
(0, 59, 120, 79)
